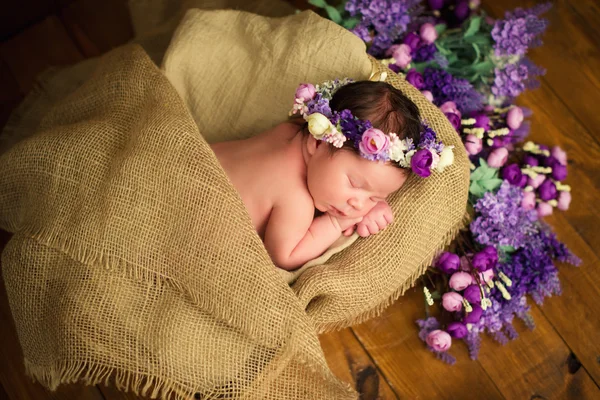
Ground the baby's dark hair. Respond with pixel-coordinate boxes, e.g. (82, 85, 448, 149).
(300, 81, 422, 169)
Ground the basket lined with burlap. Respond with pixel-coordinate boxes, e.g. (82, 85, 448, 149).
(0, 5, 469, 400)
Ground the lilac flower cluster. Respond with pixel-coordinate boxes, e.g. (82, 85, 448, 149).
(331, 109, 373, 148)
(306, 93, 332, 117)
(346, 0, 424, 56)
(470, 181, 539, 249)
(492, 2, 551, 57)
(495, 227, 580, 307)
(412, 43, 437, 62)
(491, 58, 546, 98)
(418, 123, 444, 154)
(422, 67, 484, 114)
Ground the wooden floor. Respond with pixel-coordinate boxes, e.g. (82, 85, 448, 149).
(0, 0, 599, 399)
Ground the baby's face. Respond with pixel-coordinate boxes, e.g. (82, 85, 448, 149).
(306, 142, 408, 219)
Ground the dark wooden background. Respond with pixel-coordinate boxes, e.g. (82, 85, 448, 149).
(1, 0, 599, 399)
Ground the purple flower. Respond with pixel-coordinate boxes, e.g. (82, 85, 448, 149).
(422, 67, 484, 114)
(472, 113, 490, 129)
(501, 164, 524, 186)
(295, 83, 316, 102)
(506, 107, 524, 129)
(471, 181, 539, 249)
(464, 304, 483, 324)
(437, 252, 461, 274)
(413, 43, 437, 62)
(411, 148, 433, 177)
(449, 271, 473, 291)
(426, 330, 452, 352)
(523, 154, 539, 167)
(347, 0, 425, 57)
(551, 163, 568, 181)
(454, 1, 470, 22)
(428, 0, 444, 10)
(464, 284, 482, 304)
(447, 322, 468, 339)
(445, 112, 462, 131)
(403, 32, 421, 50)
(405, 69, 425, 89)
(538, 179, 557, 201)
(492, 59, 546, 99)
(471, 246, 498, 272)
(492, 3, 551, 57)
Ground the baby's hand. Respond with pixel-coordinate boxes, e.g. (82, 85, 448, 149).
(328, 213, 363, 234)
(356, 201, 393, 238)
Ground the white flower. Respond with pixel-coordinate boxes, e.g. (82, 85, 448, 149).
(305, 113, 332, 139)
(436, 146, 455, 172)
(403, 149, 416, 167)
(388, 134, 407, 162)
(429, 149, 441, 170)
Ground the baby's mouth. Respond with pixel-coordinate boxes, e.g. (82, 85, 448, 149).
(330, 206, 348, 217)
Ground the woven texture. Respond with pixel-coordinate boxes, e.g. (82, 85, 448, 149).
(0, 6, 470, 400)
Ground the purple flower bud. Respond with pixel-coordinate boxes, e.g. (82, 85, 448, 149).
(411, 148, 433, 177)
(521, 191, 536, 210)
(405, 69, 425, 89)
(501, 164, 523, 186)
(428, 0, 445, 10)
(463, 284, 482, 304)
(426, 329, 452, 352)
(506, 107, 524, 129)
(517, 174, 528, 188)
(472, 113, 490, 129)
(551, 163, 568, 181)
(523, 154, 539, 167)
(471, 246, 498, 272)
(442, 292, 463, 312)
(445, 112, 462, 131)
(543, 155, 558, 168)
(487, 147, 509, 168)
(537, 202, 553, 217)
(436, 252, 461, 274)
(447, 322, 468, 339)
(464, 134, 483, 155)
(420, 23, 438, 44)
(528, 173, 546, 189)
(551, 145, 568, 165)
(449, 271, 473, 291)
(538, 179, 557, 201)
(403, 32, 422, 51)
(557, 191, 571, 211)
(454, 1, 470, 21)
(464, 304, 483, 324)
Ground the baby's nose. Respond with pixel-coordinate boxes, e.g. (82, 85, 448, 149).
(348, 197, 363, 210)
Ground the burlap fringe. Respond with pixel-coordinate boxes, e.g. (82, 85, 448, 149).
(317, 210, 471, 333)
(23, 358, 200, 399)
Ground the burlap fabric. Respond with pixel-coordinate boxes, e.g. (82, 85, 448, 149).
(0, 6, 470, 400)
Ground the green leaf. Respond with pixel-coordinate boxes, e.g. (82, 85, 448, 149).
(481, 178, 503, 191)
(308, 0, 328, 7)
(499, 245, 516, 254)
(464, 16, 482, 38)
(435, 23, 447, 35)
(470, 167, 486, 182)
(469, 181, 486, 198)
(473, 60, 495, 73)
(342, 17, 360, 30)
(324, 5, 342, 23)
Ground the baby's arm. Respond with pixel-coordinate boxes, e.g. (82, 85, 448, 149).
(264, 199, 362, 270)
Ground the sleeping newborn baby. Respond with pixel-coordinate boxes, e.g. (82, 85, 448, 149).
(210, 79, 453, 270)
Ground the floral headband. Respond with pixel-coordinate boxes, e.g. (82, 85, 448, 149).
(289, 78, 454, 178)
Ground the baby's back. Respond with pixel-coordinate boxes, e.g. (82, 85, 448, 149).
(209, 123, 313, 239)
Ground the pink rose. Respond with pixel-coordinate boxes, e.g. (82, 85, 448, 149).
(419, 23, 438, 44)
(557, 191, 571, 211)
(464, 134, 482, 155)
(439, 101, 461, 118)
(295, 83, 315, 102)
(421, 90, 434, 102)
(359, 128, 390, 156)
(551, 145, 568, 166)
(487, 147, 509, 168)
(449, 271, 473, 291)
(478, 269, 494, 284)
(506, 107, 524, 130)
(393, 44, 412, 69)
(426, 330, 452, 352)
(442, 292, 463, 312)
(528, 173, 546, 189)
(521, 191, 536, 210)
(537, 202, 553, 217)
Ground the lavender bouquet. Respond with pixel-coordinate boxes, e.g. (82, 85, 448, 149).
(309, 0, 581, 364)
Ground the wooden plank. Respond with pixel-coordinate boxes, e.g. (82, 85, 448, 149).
(0, 0, 56, 41)
(484, 0, 600, 144)
(59, 0, 134, 58)
(513, 82, 600, 253)
(567, 0, 600, 44)
(0, 233, 105, 400)
(0, 16, 83, 94)
(320, 328, 398, 399)
(352, 286, 505, 399)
